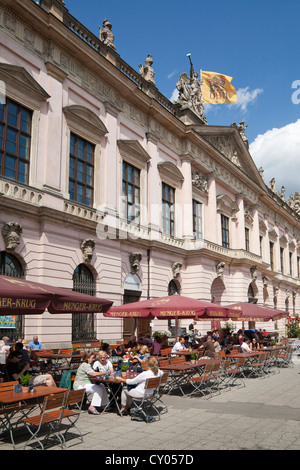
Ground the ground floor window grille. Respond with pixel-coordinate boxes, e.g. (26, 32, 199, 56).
(72, 264, 96, 342)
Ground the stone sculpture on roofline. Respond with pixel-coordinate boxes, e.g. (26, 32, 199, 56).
(173, 54, 207, 124)
(99, 18, 116, 50)
(139, 55, 156, 85)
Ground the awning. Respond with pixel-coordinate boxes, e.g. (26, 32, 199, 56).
(225, 302, 289, 322)
(104, 294, 242, 320)
(0, 275, 113, 315)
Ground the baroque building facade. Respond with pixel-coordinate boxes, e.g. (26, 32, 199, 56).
(0, 0, 299, 346)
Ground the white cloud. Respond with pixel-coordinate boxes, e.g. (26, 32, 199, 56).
(169, 88, 178, 102)
(168, 69, 177, 80)
(230, 86, 263, 112)
(249, 119, 300, 196)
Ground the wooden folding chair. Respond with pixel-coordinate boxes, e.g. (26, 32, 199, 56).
(189, 364, 214, 399)
(223, 357, 247, 388)
(160, 348, 172, 357)
(130, 377, 162, 422)
(277, 346, 294, 368)
(21, 391, 68, 450)
(61, 388, 85, 447)
(247, 353, 268, 378)
(152, 372, 169, 415)
(69, 355, 82, 369)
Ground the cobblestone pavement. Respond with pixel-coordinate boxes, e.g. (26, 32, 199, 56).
(1, 362, 299, 452)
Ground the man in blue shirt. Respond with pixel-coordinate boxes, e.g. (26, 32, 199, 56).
(28, 336, 43, 350)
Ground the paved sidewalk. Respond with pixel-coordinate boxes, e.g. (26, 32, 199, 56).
(2, 362, 300, 451)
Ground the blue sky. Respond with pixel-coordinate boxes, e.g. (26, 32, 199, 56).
(65, 0, 300, 197)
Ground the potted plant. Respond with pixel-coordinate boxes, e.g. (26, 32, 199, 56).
(19, 372, 32, 393)
(120, 361, 129, 378)
(190, 352, 197, 363)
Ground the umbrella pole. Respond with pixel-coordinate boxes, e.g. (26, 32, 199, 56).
(175, 317, 178, 340)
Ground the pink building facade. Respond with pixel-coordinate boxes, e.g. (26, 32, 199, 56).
(0, 0, 299, 347)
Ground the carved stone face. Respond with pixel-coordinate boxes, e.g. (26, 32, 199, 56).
(129, 252, 142, 274)
(2, 223, 22, 251)
(81, 239, 95, 263)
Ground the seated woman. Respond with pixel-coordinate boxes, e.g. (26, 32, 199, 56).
(129, 345, 150, 366)
(251, 338, 260, 350)
(110, 345, 126, 366)
(73, 351, 110, 415)
(115, 357, 163, 416)
(93, 351, 114, 375)
(152, 336, 163, 356)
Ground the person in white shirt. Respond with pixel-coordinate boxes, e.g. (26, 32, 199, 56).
(115, 357, 163, 416)
(93, 350, 114, 375)
(171, 335, 190, 355)
(241, 339, 252, 353)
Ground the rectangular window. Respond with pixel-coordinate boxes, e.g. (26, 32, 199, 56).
(162, 182, 175, 237)
(270, 242, 274, 270)
(0, 99, 32, 184)
(69, 134, 94, 207)
(245, 227, 250, 251)
(280, 247, 284, 273)
(259, 235, 263, 258)
(297, 256, 300, 279)
(289, 252, 293, 276)
(221, 214, 229, 248)
(122, 161, 140, 223)
(193, 200, 203, 239)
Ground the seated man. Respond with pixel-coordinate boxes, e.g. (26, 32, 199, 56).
(198, 335, 215, 358)
(171, 335, 190, 355)
(28, 336, 43, 351)
(241, 338, 252, 353)
(15, 342, 30, 364)
(6, 350, 57, 388)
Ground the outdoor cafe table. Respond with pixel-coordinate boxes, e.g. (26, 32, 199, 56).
(38, 352, 84, 366)
(91, 371, 140, 415)
(159, 359, 221, 396)
(0, 385, 68, 449)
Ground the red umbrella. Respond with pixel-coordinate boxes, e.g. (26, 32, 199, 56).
(0, 275, 113, 315)
(225, 302, 289, 322)
(104, 294, 242, 320)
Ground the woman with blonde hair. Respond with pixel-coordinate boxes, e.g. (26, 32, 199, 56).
(130, 345, 149, 365)
(93, 350, 114, 375)
(115, 357, 163, 416)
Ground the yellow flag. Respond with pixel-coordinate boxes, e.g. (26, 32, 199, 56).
(201, 71, 237, 104)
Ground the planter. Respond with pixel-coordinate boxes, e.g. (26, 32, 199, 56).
(22, 386, 30, 393)
(121, 372, 127, 378)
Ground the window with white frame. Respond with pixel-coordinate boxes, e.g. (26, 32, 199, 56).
(193, 199, 203, 239)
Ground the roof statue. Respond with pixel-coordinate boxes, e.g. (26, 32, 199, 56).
(173, 54, 207, 124)
(269, 177, 277, 194)
(230, 121, 249, 148)
(99, 19, 116, 50)
(139, 55, 156, 85)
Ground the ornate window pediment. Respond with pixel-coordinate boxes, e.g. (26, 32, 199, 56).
(63, 105, 108, 144)
(280, 234, 288, 246)
(117, 140, 151, 170)
(216, 194, 239, 219)
(157, 161, 184, 188)
(259, 220, 267, 234)
(0, 63, 50, 109)
(268, 228, 278, 241)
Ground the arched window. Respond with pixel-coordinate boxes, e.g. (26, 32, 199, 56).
(0, 251, 24, 341)
(168, 280, 180, 296)
(72, 264, 96, 342)
(248, 283, 257, 304)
